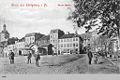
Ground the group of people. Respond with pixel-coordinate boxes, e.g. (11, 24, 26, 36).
(8, 50, 41, 66)
(8, 44, 97, 66)
(27, 51, 41, 66)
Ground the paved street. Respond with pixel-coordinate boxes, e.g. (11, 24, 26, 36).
(0, 55, 119, 74)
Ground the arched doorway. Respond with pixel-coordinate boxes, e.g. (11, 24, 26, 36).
(19, 50, 22, 55)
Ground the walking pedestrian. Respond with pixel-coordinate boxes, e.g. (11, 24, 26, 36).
(27, 51, 32, 64)
(35, 51, 40, 66)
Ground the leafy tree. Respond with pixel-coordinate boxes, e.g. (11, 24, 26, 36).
(7, 37, 18, 45)
(69, 0, 120, 69)
(69, 0, 120, 38)
(96, 35, 111, 51)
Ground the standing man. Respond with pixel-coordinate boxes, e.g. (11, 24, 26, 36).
(35, 51, 40, 66)
(27, 51, 32, 64)
(87, 49, 93, 64)
(8, 50, 15, 64)
(86, 44, 93, 65)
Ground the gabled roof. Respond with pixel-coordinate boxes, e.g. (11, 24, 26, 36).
(60, 33, 74, 39)
(60, 33, 83, 40)
(25, 33, 36, 37)
(25, 32, 44, 37)
(18, 37, 25, 42)
(37, 35, 50, 41)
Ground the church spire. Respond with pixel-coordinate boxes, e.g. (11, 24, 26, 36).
(3, 24, 7, 31)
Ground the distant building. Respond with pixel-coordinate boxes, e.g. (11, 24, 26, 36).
(59, 33, 83, 54)
(0, 24, 10, 42)
(25, 33, 44, 46)
(80, 30, 100, 52)
(3, 44, 16, 57)
(36, 35, 50, 54)
(3, 37, 19, 56)
(15, 37, 27, 55)
(50, 29, 64, 54)
(80, 32, 92, 47)
(7, 37, 18, 45)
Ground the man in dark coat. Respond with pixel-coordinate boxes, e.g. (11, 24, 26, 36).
(87, 50, 93, 64)
(86, 44, 93, 64)
(35, 51, 40, 66)
(9, 50, 15, 64)
(27, 51, 32, 64)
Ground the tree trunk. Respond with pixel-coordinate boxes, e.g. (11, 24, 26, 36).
(117, 31, 120, 73)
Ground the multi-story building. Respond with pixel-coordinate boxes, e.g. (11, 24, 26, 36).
(0, 24, 10, 42)
(25, 33, 44, 46)
(15, 37, 27, 55)
(59, 33, 83, 54)
(3, 43, 16, 57)
(50, 29, 64, 54)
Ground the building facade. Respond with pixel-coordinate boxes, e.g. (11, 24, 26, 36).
(59, 33, 83, 54)
(3, 44, 16, 57)
(36, 35, 50, 54)
(50, 29, 64, 54)
(25, 33, 44, 46)
(15, 37, 27, 55)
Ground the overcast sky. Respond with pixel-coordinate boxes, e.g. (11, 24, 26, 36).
(0, 0, 86, 39)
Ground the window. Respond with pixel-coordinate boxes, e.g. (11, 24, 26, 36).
(59, 39, 61, 42)
(53, 40, 55, 42)
(50, 35, 52, 38)
(76, 38, 78, 41)
(73, 43, 75, 47)
(64, 44, 66, 47)
(32, 37, 34, 40)
(67, 39, 69, 42)
(76, 48, 78, 51)
(70, 38, 72, 42)
(51, 40, 52, 42)
(61, 44, 63, 47)
(70, 43, 72, 47)
(76, 43, 78, 47)
(67, 44, 69, 47)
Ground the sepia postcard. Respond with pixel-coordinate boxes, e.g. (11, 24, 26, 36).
(0, 0, 120, 80)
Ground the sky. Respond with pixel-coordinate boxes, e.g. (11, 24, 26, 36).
(0, 0, 86, 39)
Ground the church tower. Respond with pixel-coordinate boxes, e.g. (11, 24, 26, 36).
(0, 24, 10, 42)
